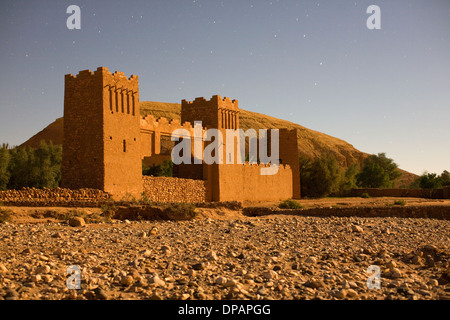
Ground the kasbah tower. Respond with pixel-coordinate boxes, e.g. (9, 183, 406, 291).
(62, 67, 143, 198)
(62, 67, 300, 201)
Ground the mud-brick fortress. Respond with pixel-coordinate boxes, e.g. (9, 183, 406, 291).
(62, 67, 300, 201)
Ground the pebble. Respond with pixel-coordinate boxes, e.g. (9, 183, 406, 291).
(69, 217, 86, 227)
(215, 276, 228, 285)
(305, 256, 317, 264)
(36, 265, 51, 274)
(262, 270, 278, 280)
(206, 251, 218, 261)
(0, 213, 448, 301)
(352, 225, 364, 233)
(0, 263, 8, 273)
(120, 275, 134, 286)
(389, 268, 403, 279)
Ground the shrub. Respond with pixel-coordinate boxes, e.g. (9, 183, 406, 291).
(393, 200, 406, 206)
(360, 193, 370, 199)
(279, 199, 303, 209)
(299, 154, 344, 198)
(143, 160, 173, 177)
(0, 208, 13, 223)
(356, 153, 402, 188)
(139, 192, 154, 206)
(162, 203, 197, 220)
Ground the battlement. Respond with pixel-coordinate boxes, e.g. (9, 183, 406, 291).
(65, 67, 138, 84)
(181, 95, 238, 110)
(140, 115, 207, 133)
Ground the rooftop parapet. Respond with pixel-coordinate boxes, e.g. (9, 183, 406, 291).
(65, 66, 138, 82)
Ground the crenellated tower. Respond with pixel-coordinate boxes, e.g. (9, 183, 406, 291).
(62, 67, 142, 199)
(181, 95, 239, 130)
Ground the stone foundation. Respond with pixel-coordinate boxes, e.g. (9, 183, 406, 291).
(142, 176, 206, 203)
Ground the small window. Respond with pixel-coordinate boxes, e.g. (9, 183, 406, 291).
(123, 140, 126, 152)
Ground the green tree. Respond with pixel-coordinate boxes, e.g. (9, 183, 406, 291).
(33, 141, 62, 188)
(440, 170, 450, 186)
(0, 144, 10, 190)
(356, 153, 402, 188)
(340, 163, 360, 195)
(414, 172, 442, 189)
(300, 154, 344, 197)
(143, 159, 173, 177)
(7, 141, 62, 189)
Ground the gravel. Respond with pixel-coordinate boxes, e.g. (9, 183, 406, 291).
(0, 215, 449, 300)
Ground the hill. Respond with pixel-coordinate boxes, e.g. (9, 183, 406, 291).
(21, 101, 418, 187)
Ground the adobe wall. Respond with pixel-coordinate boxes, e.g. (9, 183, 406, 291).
(140, 114, 206, 160)
(181, 95, 239, 130)
(203, 163, 293, 202)
(443, 186, 450, 199)
(62, 67, 143, 200)
(101, 67, 142, 199)
(62, 69, 105, 190)
(350, 188, 445, 199)
(142, 176, 206, 203)
(279, 128, 301, 199)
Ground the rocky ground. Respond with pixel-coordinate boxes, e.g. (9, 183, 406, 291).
(1, 208, 449, 300)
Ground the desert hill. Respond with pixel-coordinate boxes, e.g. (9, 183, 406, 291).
(21, 101, 417, 187)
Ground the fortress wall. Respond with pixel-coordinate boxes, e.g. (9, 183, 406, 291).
(62, 69, 105, 190)
(101, 68, 142, 199)
(279, 128, 301, 199)
(181, 95, 239, 130)
(142, 176, 206, 203)
(204, 163, 293, 202)
(62, 67, 143, 199)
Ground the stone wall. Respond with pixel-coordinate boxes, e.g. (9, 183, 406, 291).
(0, 187, 111, 207)
(142, 176, 206, 203)
(444, 186, 450, 199)
(243, 205, 450, 220)
(350, 188, 445, 199)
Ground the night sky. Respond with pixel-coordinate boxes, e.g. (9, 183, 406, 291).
(0, 0, 449, 175)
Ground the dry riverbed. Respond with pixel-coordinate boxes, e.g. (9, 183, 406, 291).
(1, 205, 449, 300)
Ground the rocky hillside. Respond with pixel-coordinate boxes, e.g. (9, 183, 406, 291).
(21, 101, 417, 187)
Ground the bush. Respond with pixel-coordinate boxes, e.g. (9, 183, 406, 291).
(393, 200, 406, 206)
(162, 203, 197, 220)
(0, 145, 10, 190)
(299, 154, 344, 198)
(0, 208, 13, 223)
(356, 153, 402, 188)
(143, 160, 173, 177)
(411, 171, 450, 189)
(279, 199, 303, 209)
(4, 141, 62, 190)
(360, 193, 370, 199)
